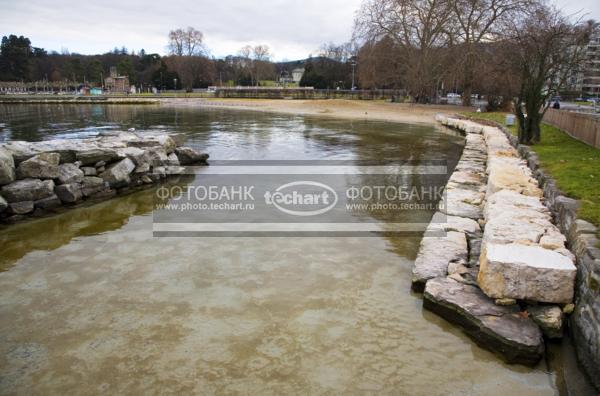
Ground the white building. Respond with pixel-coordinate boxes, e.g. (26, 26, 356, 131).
(582, 30, 600, 97)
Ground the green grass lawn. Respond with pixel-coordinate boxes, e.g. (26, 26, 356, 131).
(463, 111, 600, 243)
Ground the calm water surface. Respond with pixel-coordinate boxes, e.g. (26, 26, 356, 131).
(0, 104, 559, 395)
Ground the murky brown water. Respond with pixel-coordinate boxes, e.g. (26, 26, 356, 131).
(0, 105, 559, 395)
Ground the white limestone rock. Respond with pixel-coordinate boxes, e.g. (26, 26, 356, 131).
(428, 211, 481, 235)
(478, 243, 576, 304)
(16, 152, 60, 179)
(440, 185, 484, 220)
(99, 158, 135, 187)
(412, 231, 468, 291)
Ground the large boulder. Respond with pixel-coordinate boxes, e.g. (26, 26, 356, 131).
(76, 148, 119, 166)
(1, 179, 54, 202)
(478, 243, 576, 304)
(0, 147, 15, 185)
(99, 158, 135, 187)
(175, 147, 209, 165)
(35, 194, 62, 210)
(55, 183, 83, 203)
(411, 230, 467, 291)
(57, 163, 84, 185)
(81, 177, 106, 197)
(423, 277, 544, 365)
(16, 152, 60, 179)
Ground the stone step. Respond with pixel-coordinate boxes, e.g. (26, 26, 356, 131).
(423, 277, 545, 366)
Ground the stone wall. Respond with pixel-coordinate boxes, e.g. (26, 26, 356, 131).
(0, 131, 208, 224)
(412, 115, 585, 368)
(485, 119, 600, 391)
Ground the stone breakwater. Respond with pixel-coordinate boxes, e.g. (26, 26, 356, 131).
(0, 131, 208, 224)
(412, 115, 579, 366)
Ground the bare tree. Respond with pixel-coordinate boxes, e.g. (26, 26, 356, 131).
(506, 5, 591, 143)
(355, 0, 454, 102)
(237, 45, 274, 86)
(168, 27, 206, 56)
(449, 0, 533, 106)
(164, 55, 215, 91)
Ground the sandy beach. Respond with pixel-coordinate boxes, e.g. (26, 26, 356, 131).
(162, 98, 474, 125)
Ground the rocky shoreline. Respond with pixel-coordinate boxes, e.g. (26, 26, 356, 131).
(0, 131, 208, 224)
(413, 115, 579, 367)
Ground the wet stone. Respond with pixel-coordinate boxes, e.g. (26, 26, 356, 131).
(55, 183, 83, 203)
(175, 146, 209, 165)
(81, 177, 106, 197)
(8, 201, 34, 215)
(423, 277, 544, 366)
(34, 194, 62, 210)
(1, 179, 54, 203)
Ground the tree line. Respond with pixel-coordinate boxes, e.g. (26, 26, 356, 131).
(0, 28, 356, 91)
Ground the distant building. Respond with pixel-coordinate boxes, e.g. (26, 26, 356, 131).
(104, 66, 130, 93)
(582, 29, 600, 97)
(291, 68, 305, 83)
(90, 87, 103, 95)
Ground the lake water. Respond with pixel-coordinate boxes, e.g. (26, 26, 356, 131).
(0, 104, 561, 394)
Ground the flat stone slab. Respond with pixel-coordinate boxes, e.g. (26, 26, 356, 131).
(423, 277, 544, 365)
(479, 243, 576, 304)
(487, 157, 542, 198)
(440, 185, 484, 219)
(412, 231, 467, 291)
(428, 212, 481, 236)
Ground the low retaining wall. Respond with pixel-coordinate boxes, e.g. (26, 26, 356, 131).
(480, 118, 600, 391)
(412, 115, 585, 368)
(0, 132, 208, 224)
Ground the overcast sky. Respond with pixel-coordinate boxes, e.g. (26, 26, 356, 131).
(0, 0, 598, 61)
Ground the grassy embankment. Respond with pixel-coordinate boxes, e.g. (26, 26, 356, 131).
(463, 111, 600, 243)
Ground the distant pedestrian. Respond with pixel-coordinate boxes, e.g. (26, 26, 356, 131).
(552, 101, 560, 109)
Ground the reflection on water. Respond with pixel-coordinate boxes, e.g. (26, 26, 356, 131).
(0, 176, 192, 271)
(0, 105, 559, 394)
